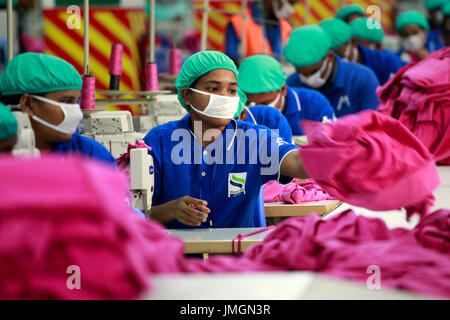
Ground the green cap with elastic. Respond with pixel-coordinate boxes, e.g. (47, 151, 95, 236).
(283, 25, 331, 68)
(319, 18, 352, 50)
(350, 17, 384, 43)
(336, 5, 365, 21)
(238, 55, 286, 94)
(0, 53, 82, 96)
(175, 51, 246, 118)
(442, 2, 450, 16)
(425, 0, 445, 11)
(395, 10, 430, 33)
(0, 102, 18, 140)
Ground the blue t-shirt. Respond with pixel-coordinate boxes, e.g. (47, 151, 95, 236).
(52, 132, 116, 165)
(286, 55, 380, 117)
(283, 86, 336, 135)
(144, 117, 297, 229)
(358, 44, 408, 85)
(225, 2, 283, 60)
(244, 105, 292, 142)
(426, 28, 444, 52)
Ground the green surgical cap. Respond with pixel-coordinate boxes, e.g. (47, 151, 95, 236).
(350, 17, 384, 43)
(319, 18, 352, 50)
(238, 55, 286, 94)
(442, 2, 450, 16)
(0, 102, 18, 140)
(395, 10, 430, 33)
(175, 51, 246, 118)
(283, 25, 331, 68)
(425, 0, 445, 11)
(336, 5, 365, 21)
(0, 53, 82, 96)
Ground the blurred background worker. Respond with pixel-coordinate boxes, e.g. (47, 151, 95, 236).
(395, 10, 433, 63)
(225, 0, 295, 62)
(0, 102, 18, 153)
(443, 1, 450, 46)
(238, 54, 335, 136)
(283, 26, 379, 118)
(335, 4, 365, 23)
(0, 53, 115, 165)
(342, 17, 407, 85)
(425, 0, 446, 51)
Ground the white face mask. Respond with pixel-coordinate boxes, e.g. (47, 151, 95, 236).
(402, 33, 426, 52)
(342, 43, 359, 62)
(30, 95, 83, 135)
(272, 0, 295, 19)
(299, 58, 333, 89)
(188, 88, 240, 119)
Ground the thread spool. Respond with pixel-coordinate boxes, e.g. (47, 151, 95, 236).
(109, 43, 123, 90)
(80, 75, 96, 110)
(169, 49, 181, 75)
(145, 62, 159, 92)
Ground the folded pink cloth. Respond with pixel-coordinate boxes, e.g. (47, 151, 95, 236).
(299, 110, 441, 220)
(244, 210, 450, 298)
(377, 47, 450, 165)
(414, 209, 450, 254)
(263, 179, 333, 204)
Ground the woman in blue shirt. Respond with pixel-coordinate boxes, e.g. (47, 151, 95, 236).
(0, 53, 115, 165)
(144, 51, 309, 229)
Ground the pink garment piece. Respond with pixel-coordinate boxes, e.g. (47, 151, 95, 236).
(299, 110, 441, 220)
(263, 179, 333, 204)
(0, 154, 183, 299)
(377, 47, 450, 165)
(414, 209, 450, 254)
(244, 210, 450, 298)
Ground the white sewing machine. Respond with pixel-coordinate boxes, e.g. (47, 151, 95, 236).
(133, 94, 187, 134)
(79, 110, 146, 158)
(128, 147, 154, 217)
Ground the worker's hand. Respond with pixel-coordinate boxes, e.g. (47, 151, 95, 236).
(414, 47, 429, 61)
(172, 196, 210, 226)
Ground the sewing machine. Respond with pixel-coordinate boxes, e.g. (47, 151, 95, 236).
(11, 111, 40, 157)
(128, 147, 154, 217)
(79, 110, 146, 158)
(133, 94, 187, 134)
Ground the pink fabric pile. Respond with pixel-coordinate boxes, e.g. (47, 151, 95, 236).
(263, 179, 333, 204)
(244, 210, 450, 298)
(377, 47, 450, 165)
(299, 110, 441, 220)
(0, 155, 185, 299)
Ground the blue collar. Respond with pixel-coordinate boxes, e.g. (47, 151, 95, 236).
(331, 54, 345, 90)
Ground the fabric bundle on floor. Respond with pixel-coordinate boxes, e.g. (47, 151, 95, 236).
(376, 47, 450, 165)
(244, 210, 450, 299)
(298, 110, 441, 220)
(263, 179, 333, 204)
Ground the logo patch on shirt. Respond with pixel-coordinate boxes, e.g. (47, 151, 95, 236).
(228, 172, 247, 197)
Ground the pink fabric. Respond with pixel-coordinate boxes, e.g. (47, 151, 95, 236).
(244, 210, 450, 298)
(263, 179, 333, 204)
(414, 209, 450, 254)
(0, 154, 183, 299)
(1, 156, 448, 299)
(232, 226, 276, 257)
(299, 110, 441, 220)
(377, 47, 450, 165)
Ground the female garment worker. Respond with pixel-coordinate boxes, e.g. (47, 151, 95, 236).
(396, 10, 433, 63)
(0, 53, 115, 165)
(320, 18, 407, 86)
(284, 25, 380, 118)
(238, 54, 335, 136)
(144, 51, 309, 229)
